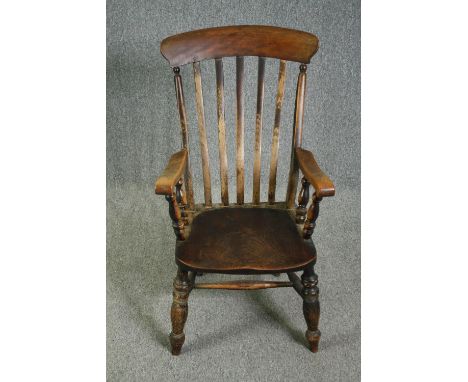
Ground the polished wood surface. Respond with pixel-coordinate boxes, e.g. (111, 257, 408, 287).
(173, 68, 194, 208)
(268, 60, 287, 204)
(296, 177, 310, 223)
(176, 208, 316, 273)
(157, 26, 335, 356)
(161, 25, 319, 67)
(236, 56, 245, 204)
(165, 193, 185, 241)
(286, 64, 308, 208)
(155, 149, 187, 195)
(303, 193, 321, 240)
(295, 147, 335, 197)
(215, 59, 229, 205)
(302, 261, 321, 352)
(194, 280, 293, 290)
(252, 57, 266, 205)
(192, 62, 212, 207)
(169, 269, 192, 355)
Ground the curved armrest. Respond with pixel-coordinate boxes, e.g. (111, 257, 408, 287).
(155, 149, 188, 195)
(295, 148, 335, 198)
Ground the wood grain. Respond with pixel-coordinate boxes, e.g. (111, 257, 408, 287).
(252, 57, 266, 205)
(295, 147, 335, 197)
(169, 268, 192, 355)
(192, 62, 213, 207)
(303, 193, 321, 240)
(175, 207, 317, 274)
(302, 261, 321, 352)
(215, 59, 229, 205)
(165, 193, 185, 241)
(173, 68, 195, 208)
(296, 176, 310, 223)
(194, 280, 293, 290)
(236, 56, 245, 205)
(268, 60, 287, 204)
(155, 149, 188, 195)
(287, 272, 303, 295)
(161, 25, 319, 67)
(158, 27, 335, 356)
(286, 64, 307, 208)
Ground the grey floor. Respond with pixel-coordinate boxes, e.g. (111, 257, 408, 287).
(107, 184, 360, 381)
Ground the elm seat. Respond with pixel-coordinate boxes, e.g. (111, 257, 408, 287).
(156, 26, 336, 355)
(176, 208, 316, 274)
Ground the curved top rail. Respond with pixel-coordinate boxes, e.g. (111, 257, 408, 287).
(160, 25, 319, 67)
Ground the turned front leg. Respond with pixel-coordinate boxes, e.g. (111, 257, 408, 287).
(302, 261, 320, 352)
(169, 268, 192, 355)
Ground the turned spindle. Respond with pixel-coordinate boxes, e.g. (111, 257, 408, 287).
(165, 193, 185, 241)
(175, 178, 188, 224)
(296, 176, 310, 223)
(303, 193, 322, 239)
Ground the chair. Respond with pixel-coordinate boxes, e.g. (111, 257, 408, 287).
(155, 25, 335, 355)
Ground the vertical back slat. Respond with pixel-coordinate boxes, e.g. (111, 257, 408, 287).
(173, 67, 194, 209)
(236, 57, 245, 205)
(192, 62, 212, 207)
(215, 58, 229, 205)
(286, 64, 307, 208)
(268, 60, 287, 204)
(252, 57, 266, 205)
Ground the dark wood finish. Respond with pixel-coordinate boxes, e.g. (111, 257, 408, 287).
(156, 26, 335, 355)
(295, 147, 335, 198)
(303, 193, 321, 239)
(287, 272, 303, 295)
(215, 59, 229, 206)
(194, 280, 293, 290)
(252, 57, 266, 205)
(173, 67, 195, 209)
(175, 178, 188, 224)
(286, 64, 308, 208)
(155, 149, 187, 195)
(188, 271, 197, 286)
(302, 261, 320, 352)
(192, 62, 213, 207)
(165, 193, 185, 241)
(169, 268, 193, 355)
(236, 56, 245, 204)
(161, 25, 319, 67)
(268, 60, 287, 204)
(176, 208, 316, 273)
(296, 177, 310, 223)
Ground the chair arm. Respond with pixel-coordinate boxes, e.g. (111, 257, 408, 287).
(155, 149, 188, 195)
(295, 147, 335, 198)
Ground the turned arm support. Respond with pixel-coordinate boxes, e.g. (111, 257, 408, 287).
(294, 148, 335, 239)
(295, 147, 335, 198)
(155, 149, 188, 195)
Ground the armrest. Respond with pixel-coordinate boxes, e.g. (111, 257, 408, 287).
(295, 147, 335, 198)
(155, 149, 188, 195)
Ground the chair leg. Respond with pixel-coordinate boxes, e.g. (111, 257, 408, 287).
(169, 268, 191, 355)
(302, 261, 321, 353)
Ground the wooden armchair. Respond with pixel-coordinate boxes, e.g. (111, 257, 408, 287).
(155, 25, 335, 355)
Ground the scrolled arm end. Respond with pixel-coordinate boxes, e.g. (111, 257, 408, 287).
(295, 147, 335, 198)
(155, 149, 188, 195)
